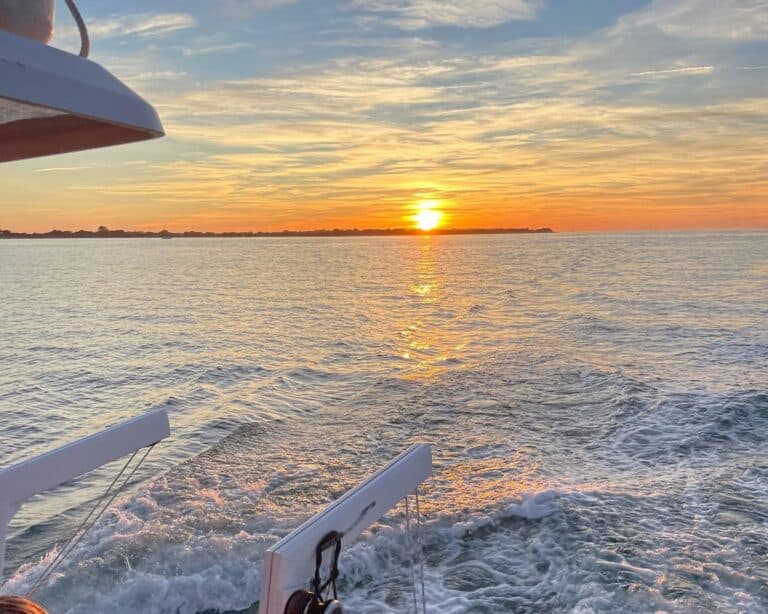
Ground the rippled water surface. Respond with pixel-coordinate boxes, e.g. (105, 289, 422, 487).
(1, 233, 767, 613)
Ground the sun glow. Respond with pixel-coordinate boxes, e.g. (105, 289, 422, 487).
(414, 201, 443, 231)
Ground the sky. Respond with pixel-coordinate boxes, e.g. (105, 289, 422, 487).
(1, 0, 767, 232)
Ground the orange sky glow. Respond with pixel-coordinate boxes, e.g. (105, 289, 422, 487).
(1, 1, 767, 233)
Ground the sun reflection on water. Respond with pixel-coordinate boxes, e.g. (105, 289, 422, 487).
(423, 453, 546, 516)
(410, 237, 438, 303)
(396, 236, 466, 377)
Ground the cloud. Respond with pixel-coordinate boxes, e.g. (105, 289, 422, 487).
(236, 0, 297, 7)
(217, 0, 298, 18)
(84, 13, 197, 40)
(142, 45, 766, 229)
(565, 0, 768, 86)
(352, 0, 541, 29)
(52, 11, 197, 53)
(33, 166, 97, 173)
(131, 70, 190, 81)
(182, 42, 256, 57)
(630, 66, 714, 78)
(626, 0, 768, 42)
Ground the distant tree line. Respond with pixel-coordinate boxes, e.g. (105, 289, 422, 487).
(0, 225, 554, 239)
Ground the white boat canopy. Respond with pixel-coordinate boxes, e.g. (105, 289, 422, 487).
(0, 30, 164, 163)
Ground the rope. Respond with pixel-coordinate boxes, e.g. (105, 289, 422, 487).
(415, 488, 427, 612)
(26, 449, 139, 595)
(26, 444, 155, 596)
(64, 0, 90, 57)
(404, 496, 419, 613)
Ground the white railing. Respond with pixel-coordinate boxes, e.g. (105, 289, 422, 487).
(0, 409, 170, 579)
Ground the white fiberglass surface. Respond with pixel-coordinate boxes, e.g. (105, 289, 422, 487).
(0, 98, 60, 125)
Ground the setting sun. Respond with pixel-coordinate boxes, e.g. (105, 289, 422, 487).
(415, 202, 443, 231)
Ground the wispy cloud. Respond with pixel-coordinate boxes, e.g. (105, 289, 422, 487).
(131, 70, 190, 82)
(630, 66, 714, 78)
(51, 11, 197, 54)
(182, 42, 256, 57)
(223, 0, 298, 10)
(33, 166, 97, 173)
(352, 0, 541, 29)
(82, 13, 197, 40)
(216, 0, 299, 19)
(628, 0, 768, 42)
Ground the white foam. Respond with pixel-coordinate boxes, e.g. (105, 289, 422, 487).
(503, 490, 558, 520)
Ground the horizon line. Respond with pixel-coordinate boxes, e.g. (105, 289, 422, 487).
(0, 226, 555, 237)
(2, 226, 767, 237)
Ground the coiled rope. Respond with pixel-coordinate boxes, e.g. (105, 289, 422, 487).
(26, 444, 155, 597)
(63, 0, 89, 57)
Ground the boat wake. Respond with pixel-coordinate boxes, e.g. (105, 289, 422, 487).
(2, 233, 767, 612)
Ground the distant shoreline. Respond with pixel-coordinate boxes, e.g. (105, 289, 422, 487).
(0, 227, 554, 239)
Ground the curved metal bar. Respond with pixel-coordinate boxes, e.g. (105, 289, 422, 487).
(64, 0, 89, 57)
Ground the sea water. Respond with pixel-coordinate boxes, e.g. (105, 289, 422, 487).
(1, 232, 766, 613)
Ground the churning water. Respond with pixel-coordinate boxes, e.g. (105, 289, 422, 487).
(1, 232, 767, 613)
